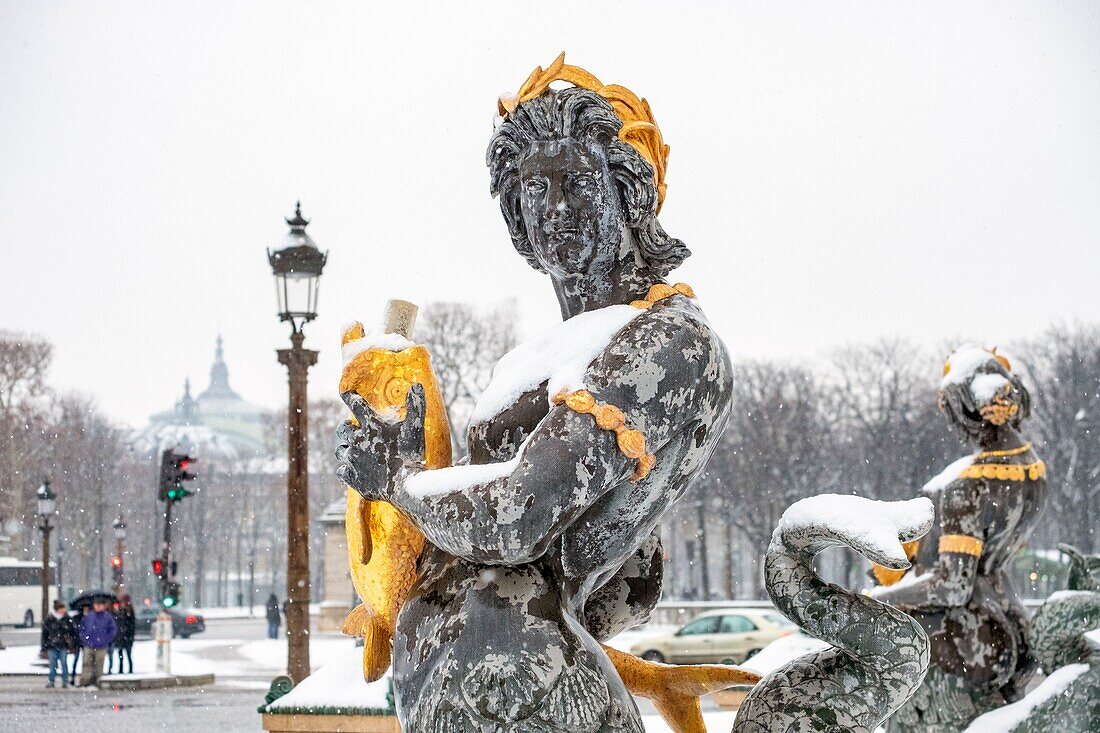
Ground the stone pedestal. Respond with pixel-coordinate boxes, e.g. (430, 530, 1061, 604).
(318, 499, 354, 632)
(262, 713, 399, 732)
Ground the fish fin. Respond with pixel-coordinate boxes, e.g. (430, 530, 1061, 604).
(362, 615, 393, 682)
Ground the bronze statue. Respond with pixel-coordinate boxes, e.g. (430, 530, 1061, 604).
(874, 345, 1050, 731)
(335, 55, 756, 733)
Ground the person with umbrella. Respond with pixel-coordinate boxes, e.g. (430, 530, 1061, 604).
(77, 596, 117, 688)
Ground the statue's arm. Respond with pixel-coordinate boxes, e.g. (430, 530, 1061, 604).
(874, 477, 983, 609)
(337, 306, 713, 565)
(386, 403, 638, 564)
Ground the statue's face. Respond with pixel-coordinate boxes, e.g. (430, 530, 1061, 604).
(518, 139, 622, 277)
(939, 356, 1024, 436)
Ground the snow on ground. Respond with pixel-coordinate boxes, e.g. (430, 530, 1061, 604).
(742, 632, 831, 676)
(0, 634, 356, 678)
(963, 663, 1090, 732)
(266, 644, 391, 710)
(643, 711, 738, 731)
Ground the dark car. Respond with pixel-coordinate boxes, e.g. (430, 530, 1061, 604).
(134, 607, 206, 639)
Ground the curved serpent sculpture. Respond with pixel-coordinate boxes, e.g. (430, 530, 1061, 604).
(732, 495, 934, 733)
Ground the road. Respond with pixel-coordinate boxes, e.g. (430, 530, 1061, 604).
(0, 615, 690, 730)
(0, 675, 262, 732)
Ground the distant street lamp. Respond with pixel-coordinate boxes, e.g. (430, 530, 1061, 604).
(36, 480, 56, 626)
(267, 201, 327, 683)
(112, 514, 127, 597)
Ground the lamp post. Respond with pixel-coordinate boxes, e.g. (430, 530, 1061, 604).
(112, 514, 127, 597)
(36, 480, 56, 626)
(268, 201, 327, 683)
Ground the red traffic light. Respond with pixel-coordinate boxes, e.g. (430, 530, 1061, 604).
(178, 459, 190, 471)
(111, 555, 123, 569)
(151, 559, 165, 576)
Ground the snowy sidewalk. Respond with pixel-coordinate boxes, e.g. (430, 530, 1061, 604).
(0, 634, 354, 679)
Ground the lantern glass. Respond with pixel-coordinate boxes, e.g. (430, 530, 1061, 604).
(36, 482, 56, 518)
(267, 203, 327, 334)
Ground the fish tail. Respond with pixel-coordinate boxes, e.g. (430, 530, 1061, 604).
(362, 615, 393, 682)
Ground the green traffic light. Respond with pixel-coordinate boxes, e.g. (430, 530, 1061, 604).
(163, 596, 177, 608)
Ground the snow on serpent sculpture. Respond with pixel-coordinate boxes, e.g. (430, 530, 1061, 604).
(731, 495, 934, 733)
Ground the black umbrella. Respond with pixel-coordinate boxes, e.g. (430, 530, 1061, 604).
(69, 590, 118, 611)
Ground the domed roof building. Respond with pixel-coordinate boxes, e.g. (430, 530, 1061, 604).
(133, 336, 270, 463)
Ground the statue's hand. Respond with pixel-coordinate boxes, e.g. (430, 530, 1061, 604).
(335, 384, 427, 501)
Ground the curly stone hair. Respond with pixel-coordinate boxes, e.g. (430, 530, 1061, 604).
(487, 87, 689, 276)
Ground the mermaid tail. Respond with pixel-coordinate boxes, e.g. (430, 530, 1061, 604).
(732, 495, 934, 733)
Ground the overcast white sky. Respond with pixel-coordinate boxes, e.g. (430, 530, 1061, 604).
(2, 1, 1098, 427)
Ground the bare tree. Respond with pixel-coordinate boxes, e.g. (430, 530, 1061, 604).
(1018, 323, 1100, 553)
(417, 301, 518, 459)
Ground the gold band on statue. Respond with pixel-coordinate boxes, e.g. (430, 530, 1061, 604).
(978, 442, 1032, 458)
(939, 534, 984, 558)
(552, 388, 656, 482)
(959, 460, 1045, 482)
(630, 282, 696, 310)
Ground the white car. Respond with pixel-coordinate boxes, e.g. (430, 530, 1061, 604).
(629, 607, 798, 664)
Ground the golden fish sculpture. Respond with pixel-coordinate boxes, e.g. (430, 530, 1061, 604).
(339, 301, 452, 683)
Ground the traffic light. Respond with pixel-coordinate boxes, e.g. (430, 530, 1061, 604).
(151, 559, 166, 577)
(159, 449, 197, 502)
(162, 581, 181, 608)
(111, 555, 123, 569)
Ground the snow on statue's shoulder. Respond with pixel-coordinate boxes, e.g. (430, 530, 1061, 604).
(922, 454, 978, 494)
(471, 304, 642, 424)
(777, 494, 934, 566)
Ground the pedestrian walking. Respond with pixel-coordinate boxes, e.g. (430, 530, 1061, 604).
(112, 596, 136, 674)
(265, 593, 281, 639)
(77, 598, 117, 688)
(40, 600, 75, 688)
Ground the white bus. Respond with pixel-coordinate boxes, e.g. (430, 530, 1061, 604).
(0, 557, 57, 627)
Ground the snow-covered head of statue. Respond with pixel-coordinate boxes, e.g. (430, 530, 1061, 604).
(938, 348, 1031, 441)
(487, 87, 688, 281)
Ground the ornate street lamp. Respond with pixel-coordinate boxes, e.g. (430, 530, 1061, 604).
(267, 201, 327, 683)
(36, 480, 56, 626)
(268, 201, 328, 334)
(112, 514, 127, 596)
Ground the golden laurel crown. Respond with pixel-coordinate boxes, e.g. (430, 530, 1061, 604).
(498, 52, 670, 213)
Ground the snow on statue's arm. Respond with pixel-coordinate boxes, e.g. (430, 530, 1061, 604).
(336, 307, 715, 565)
(872, 476, 984, 609)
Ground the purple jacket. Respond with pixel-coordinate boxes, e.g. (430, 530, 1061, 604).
(78, 610, 117, 649)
